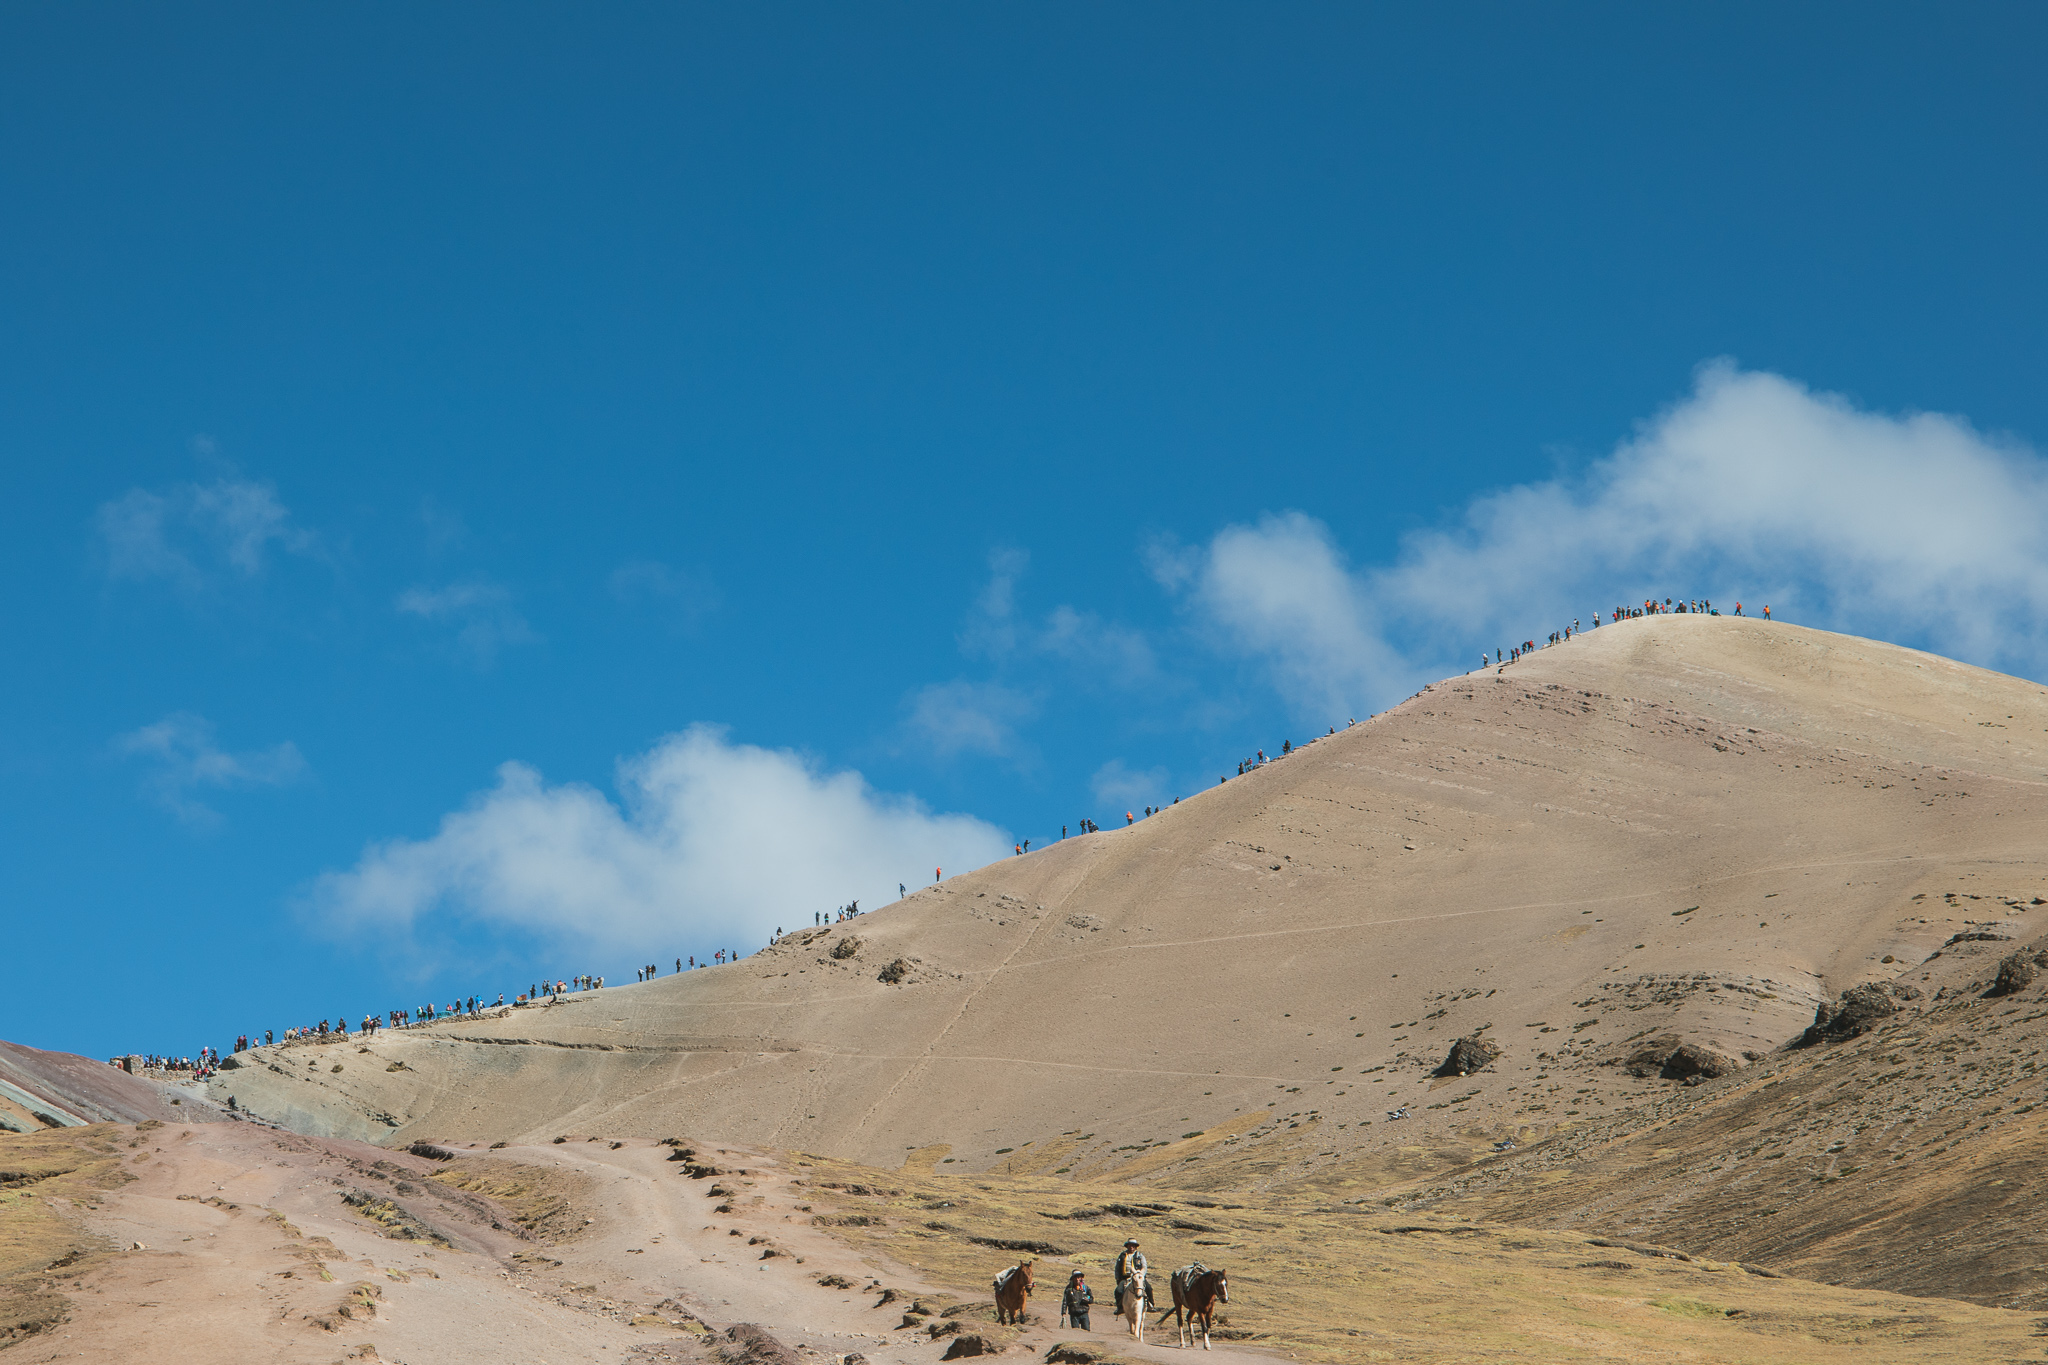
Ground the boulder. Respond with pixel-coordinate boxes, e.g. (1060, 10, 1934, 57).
(878, 958, 913, 984)
(1793, 981, 1921, 1047)
(1433, 1035, 1500, 1077)
(831, 936, 863, 961)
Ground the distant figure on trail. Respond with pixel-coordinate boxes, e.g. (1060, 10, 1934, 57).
(1125, 811, 1133, 825)
(1763, 604, 1771, 619)
(1062, 1270, 1094, 1330)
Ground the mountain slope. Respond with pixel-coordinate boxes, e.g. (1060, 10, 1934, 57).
(204, 615, 2048, 1301)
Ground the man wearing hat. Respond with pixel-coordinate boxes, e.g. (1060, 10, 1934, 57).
(1114, 1237, 1148, 1318)
(1060, 1270, 1093, 1330)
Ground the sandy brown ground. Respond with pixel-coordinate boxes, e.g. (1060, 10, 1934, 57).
(3, 1121, 1287, 1365)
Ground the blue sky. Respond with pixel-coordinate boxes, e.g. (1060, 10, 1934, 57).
(6, 5, 2048, 1058)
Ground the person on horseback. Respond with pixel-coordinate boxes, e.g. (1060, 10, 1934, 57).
(1116, 1238, 1148, 1305)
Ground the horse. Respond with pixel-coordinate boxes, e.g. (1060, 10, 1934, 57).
(1158, 1264, 1229, 1349)
(992, 1258, 1034, 1325)
(1117, 1269, 1149, 1344)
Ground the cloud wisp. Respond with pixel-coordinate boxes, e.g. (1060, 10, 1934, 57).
(308, 725, 1012, 956)
(608, 559, 721, 628)
(396, 579, 537, 664)
(903, 680, 1039, 760)
(95, 472, 317, 587)
(1162, 363, 2048, 716)
(115, 713, 307, 826)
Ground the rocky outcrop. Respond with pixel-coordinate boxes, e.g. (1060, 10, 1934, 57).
(1433, 1036, 1500, 1077)
(831, 936, 863, 960)
(1987, 948, 2048, 997)
(717, 1323, 804, 1365)
(1793, 981, 1921, 1047)
(1623, 1035, 1741, 1081)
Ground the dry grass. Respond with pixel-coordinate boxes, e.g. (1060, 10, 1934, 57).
(0, 1123, 136, 1345)
(796, 1151, 2046, 1364)
(430, 1156, 587, 1241)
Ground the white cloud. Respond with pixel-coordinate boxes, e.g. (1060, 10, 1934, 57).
(397, 579, 536, 663)
(1165, 363, 2048, 714)
(115, 713, 307, 826)
(903, 680, 1037, 759)
(95, 473, 314, 585)
(308, 725, 1011, 953)
(1090, 759, 1169, 811)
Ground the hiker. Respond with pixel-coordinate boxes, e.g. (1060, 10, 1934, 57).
(1062, 1271, 1094, 1330)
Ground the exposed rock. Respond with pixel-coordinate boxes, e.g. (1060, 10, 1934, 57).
(1662, 1043, 1740, 1083)
(717, 1323, 803, 1365)
(1433, 1035, 1500, 1077)
(1793, 981, 1921, 1047)
(407, 1142, 456, 1161)
(1623, 1034, 1681, 1077)
(941, 1331, 1013, 1359)
(878, 958, 913, 984)
(1987, 948, 2048, 996)
(831, 936, 863, 961)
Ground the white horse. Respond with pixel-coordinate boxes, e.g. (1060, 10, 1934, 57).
(1118, 1269, 1149, 1345)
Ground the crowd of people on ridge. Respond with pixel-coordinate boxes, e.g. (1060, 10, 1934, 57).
(1479, 595, 1770, 669)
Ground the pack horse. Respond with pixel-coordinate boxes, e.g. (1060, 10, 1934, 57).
(1159, 1263, 1229, 1349)
(992, 1259, 1034, 1326)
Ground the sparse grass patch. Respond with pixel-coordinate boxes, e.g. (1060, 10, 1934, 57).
(0, 1125, 132, 1346)
(430, 1157, 587, 1241)
(796, 1150, 2043, 1363)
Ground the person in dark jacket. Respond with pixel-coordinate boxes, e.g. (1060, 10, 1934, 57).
(1061, 1271, 1093, 1329)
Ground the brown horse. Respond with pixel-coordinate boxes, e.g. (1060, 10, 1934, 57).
(1159, 1264, 1229, 1349)
(993, 1258, 1034, 1325)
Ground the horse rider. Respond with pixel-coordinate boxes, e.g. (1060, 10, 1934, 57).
(1061, 1270, 1093, 1330)
(1116, 1237, 1148, 1309)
